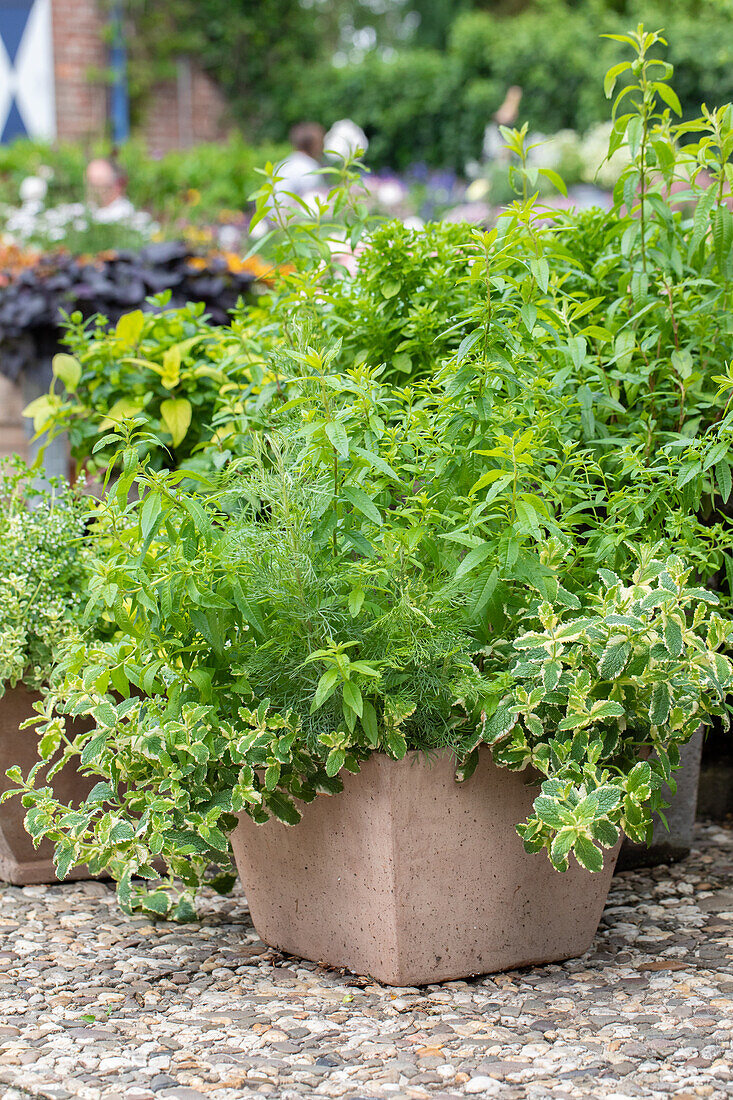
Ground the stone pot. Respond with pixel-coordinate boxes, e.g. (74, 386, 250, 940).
(0, 684, 95, 885)
(231, 749, 619, 986)
(617, 727, 703, 871)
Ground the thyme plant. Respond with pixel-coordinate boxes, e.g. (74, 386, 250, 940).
(0, 460, 95, 693)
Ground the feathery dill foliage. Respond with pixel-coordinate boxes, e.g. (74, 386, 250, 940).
(0, 459, 93, 692)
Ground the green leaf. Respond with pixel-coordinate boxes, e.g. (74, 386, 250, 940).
(326, 748, 346, 777)
(311, 668, 340, 713)
(361, 701, 378, 747)
(649, 681, 671, 727)
(140, 491, 162, 541)
(469, 470, 513, 498)
(85, 782, 113, 804)
(574, 835, 604, 873)
(342, 484, 382, 525)
(455, 543, 493, 580)
(343, 679, 363, 718)
(594, 786, 622, 816)
(534, 796, 566, 829)
(716, 461, 732, 503)
(542, 660, 562, 692)
(550, 827, 575, 867)
(591, 819, 620, 848)
(52, 354, 82, 393)
(141, 891, 171, 917)
(588, 700, 625, 721)
(54, 846, 76, 880)
(484, 704, 517, 744)
(598, 641, 631, 680)
(171, 896, 198, 922)
(348, 587, 365, 617)
(688, 183, 717, 259)
(530, 256, 550, 292)
(160, 398, 193, 448)
(654, 81, 682, 115)
(325, 421, 349, 458)
(232, 580, 265, 636)
(663, 616, 683, 658)
(538, 168, 567, 197)
(604, 61, 631, 98)
(268, 791, 301, 825)
(115, 309, 145, 347)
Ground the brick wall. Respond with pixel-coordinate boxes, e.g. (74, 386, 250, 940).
(142, 62, 230, 155)
(51, 0, 107, 143)
(50, 0, 229, 151)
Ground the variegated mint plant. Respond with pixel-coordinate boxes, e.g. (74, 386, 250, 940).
(476, 549, 733, 873)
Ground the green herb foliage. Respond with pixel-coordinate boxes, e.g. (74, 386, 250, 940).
(0, 460, 96, 693)
(8, 27, 733, 913)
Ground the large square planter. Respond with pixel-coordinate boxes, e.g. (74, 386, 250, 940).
(231, 749, 620, 986)
(0, 685, 95, 885)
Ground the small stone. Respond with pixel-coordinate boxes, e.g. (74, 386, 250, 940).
(465, 1076, 503, 1095)
(150, 1076, 179, 1092)
(157, 1091, 209, 1100)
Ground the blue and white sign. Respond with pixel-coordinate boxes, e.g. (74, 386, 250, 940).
(0, 0, 56, 143)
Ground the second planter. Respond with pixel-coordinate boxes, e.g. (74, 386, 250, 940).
(0, 685, 95, 885)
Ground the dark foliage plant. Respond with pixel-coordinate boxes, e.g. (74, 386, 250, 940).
(0, 242, 267, 382)
(6, 27, 733, 917)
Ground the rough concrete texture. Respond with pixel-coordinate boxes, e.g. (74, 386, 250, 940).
(233, 750, 619, 985)
(0, 821, 731, 1098)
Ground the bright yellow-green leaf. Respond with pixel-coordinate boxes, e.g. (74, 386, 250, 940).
(161, 345, 182, 389)
(22, 394, 59, 432)
(100, 397, 144, 430)
(160, 397, 192, 447)
(52, 354, 82, 393)
(115, 310, 145, 347)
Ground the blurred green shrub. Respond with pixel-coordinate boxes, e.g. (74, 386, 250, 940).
(0, 136, 289, 224)
(291, 0, 733, 170)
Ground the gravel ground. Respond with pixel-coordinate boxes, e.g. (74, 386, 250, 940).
(0, 821, 732, 1100)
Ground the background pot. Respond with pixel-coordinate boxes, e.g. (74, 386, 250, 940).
(231, 749, 619, 986)
(617, 727, 703, 871)
(0, 684, 96, 885)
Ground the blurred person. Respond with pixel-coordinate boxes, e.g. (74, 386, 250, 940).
(324, 119, 368, 163)
(85, 157, 136, 222)
(274, 123, 326, 202)
(483, 86, 523, 162)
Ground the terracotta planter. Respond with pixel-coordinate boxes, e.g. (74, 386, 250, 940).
(231, 749, 619, 986)
(0, 685, 95, 885)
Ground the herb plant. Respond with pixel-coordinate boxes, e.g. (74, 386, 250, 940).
(10, 358, 731, 912)
(0, 460, 96, 694)
(7, 28, 733, 917)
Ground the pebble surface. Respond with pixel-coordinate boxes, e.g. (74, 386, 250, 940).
(0, 821, 732, 1100)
